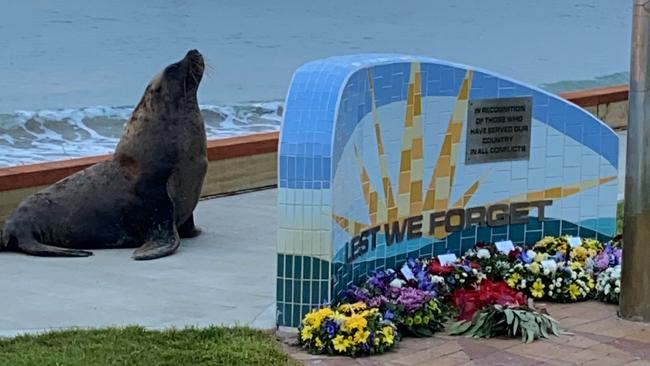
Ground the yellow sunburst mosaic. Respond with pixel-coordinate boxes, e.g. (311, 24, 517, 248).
(333, 62, 616, 241)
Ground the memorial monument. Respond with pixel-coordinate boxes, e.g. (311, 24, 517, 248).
(277, 54, 618, 327)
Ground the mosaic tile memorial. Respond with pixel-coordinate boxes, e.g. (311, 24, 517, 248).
(276, 54, 618, 327)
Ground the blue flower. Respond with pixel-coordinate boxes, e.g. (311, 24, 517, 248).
(407, 257, 417, 269)
(384, 310, 394, 321)
(324, 320, 338, 337)
(518, 251, 533, 264)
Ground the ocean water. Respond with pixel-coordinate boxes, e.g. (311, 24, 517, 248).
(0, 0, 632, 167)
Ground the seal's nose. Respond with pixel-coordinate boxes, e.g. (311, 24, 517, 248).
(186, 49, 202, 59)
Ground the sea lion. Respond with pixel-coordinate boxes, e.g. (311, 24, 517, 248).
(0, 49, 207, 260)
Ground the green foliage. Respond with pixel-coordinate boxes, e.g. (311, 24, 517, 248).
(448, 305, 563, 343)
(0, 326, 298, 366)
(617, 201, 624, 234)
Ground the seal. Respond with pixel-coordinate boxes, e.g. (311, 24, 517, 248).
(0, 49, 207, 260)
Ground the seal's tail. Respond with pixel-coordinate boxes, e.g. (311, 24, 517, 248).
(17, 240, 93, 257)
(2, 232, 92, 257)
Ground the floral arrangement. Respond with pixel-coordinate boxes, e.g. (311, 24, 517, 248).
(592, 243, 622, 273)
(451, 279, 527, 320)
(449, 304, 563, 343)
(425, 258, 484, 291)
(463, 243, 513, 281)
(299, 235, 624, 356)
(344, 262, 451, 337)
(298, 302, 399, 356)
(595, 265, 621, 304)
(534, 236, 570, 255)
(505, 259, 595, 302)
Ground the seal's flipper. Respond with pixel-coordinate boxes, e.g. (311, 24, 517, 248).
(18, 241, 93, 257)
(132, 238, 180, 260)
(178, 214, 201, 238)
(132, 183, 180, 261)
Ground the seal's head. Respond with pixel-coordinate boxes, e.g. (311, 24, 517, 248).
(142, 49, 205, 110)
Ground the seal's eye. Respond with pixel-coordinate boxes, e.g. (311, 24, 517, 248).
(166, 64, 180, 73)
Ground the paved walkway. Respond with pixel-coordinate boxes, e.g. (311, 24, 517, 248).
(0, 189, 277, 337)
(283, 301, 650, 366)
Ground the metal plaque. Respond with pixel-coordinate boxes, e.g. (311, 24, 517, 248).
(465, 96, 533, 164)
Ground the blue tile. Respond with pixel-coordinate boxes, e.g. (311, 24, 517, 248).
(440, 68, 454, 91)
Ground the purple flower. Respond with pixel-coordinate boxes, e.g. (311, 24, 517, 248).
(396, 287, 432, 313)
(613, 248, 622, 266)
(362, 342, 371, 352)
(345, 286, 370, 302)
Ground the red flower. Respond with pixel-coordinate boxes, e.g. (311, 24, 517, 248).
(451, 279, 527, 320)
(427, 259, 454, 276)
(507, 248, 521, 262)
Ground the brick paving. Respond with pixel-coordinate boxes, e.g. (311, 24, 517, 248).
(281, 301, 650, 366)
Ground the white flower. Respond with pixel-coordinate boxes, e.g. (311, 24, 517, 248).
(472, 268, 478, 275)
(548, 291, 553, 296)
(390, 278, 406, 288)
(485, 266, 493, 273)
(431, 275, 445, 284)
(604, 284, 611, 295)
(615, 287, 620, 294)
(527, 250, 537, 259)
(615, 280, 621, 287)
(460, 279, 466, 283)
(521, 280, 527, 289)
(557, 278, 563, 283)
(543, 268, 550, 275)
(462, 272, 468, 278)
(477, 249, 491, 259)
(549, 284, 555, 290)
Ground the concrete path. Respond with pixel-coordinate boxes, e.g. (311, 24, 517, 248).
(0, 189, 277, 337)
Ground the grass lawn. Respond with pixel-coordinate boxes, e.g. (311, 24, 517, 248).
(0, 326, 299, 366)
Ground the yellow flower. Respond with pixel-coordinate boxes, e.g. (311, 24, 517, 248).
(332, 334, 350, 352)
(300, 325, 314, 342)
(528, 262, 540, 274)
(303, 307, 333, 327)
(343, 314, 367, 332)
(556, 243, 568, 254)
(531, 279, 545, 298)
(568, 283, 581, 300)
(583, 238, 602, 251)
(570, 261, 583, 270)
(587, 277, 595, 289)
(571, 247, 588, 263)
(360, 308, 379, 317)
(381, 326, 394, 345)
(314, 337, 324, 349)
(337, 302, 367, 314)
(506, 273, 521, 288)
(332, 311, 347, 323)
(353, 329, 370, 344)
(534, 253, 547, 263)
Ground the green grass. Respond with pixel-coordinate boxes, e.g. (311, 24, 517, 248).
(0, 326, 299, 366)
(617, 201, 624, 234)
